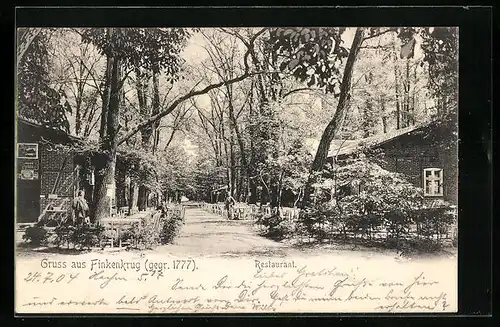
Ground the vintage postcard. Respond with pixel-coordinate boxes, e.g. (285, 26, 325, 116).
(15, 26, 458, 314)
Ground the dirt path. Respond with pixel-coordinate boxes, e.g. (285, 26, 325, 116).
(158, 206, 292, 258)
(16, 205, 457, 263)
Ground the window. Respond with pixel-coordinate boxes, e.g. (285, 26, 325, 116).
(423, 168, 444, 196)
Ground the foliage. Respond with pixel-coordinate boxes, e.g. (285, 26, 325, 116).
(419, 27, 458, 102)
(17, 29, 71, 131)
(160, 210, 185, 244)
(71, 224, 105, 249)
(268, 27, 349, 93)
(22, 225, 48, 246)
(255, 212, 295, 241)
(414, 206, 456, 239)
(53, 223, 104, 249)
(124, 219, 161, 250)
(122, 209, 185, 249)
(286, 159, 456, 252)
(47, 30, 105, 138)
(81, 28, 192, 81)
(53, 225, 75, 248)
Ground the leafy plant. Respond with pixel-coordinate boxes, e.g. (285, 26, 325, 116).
(53, 225, 75, 248)
(414, 206, 455, 240)
(160, 211, 184, 244)
(127, 220, 161, 250)
(71, 224, 105, 250)
(53, 223, 104, 250)
(22, 225, 48, 246)
(257, 212, 296, 241)
(17, 29, 71, 131)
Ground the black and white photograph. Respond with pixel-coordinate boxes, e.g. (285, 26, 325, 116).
(15, 23, 460, 314)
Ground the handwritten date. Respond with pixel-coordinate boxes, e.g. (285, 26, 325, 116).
(24, 271, 79, 284)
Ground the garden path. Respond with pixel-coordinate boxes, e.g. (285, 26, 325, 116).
(160, 206, 292, 257)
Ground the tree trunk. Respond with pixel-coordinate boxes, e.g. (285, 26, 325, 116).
(138, 185, 148, 211)
(302, 27, 364, 207)
(135, 67, 153, 147)
(128, 181, 139, 214)
(151, 65, 161, 152)
(363, 98, 373, 138)
(404, 58, 411, 127)
(380, 95, 388, 133)
(91, 32, 122, 223)
(393, 34, 401, 130)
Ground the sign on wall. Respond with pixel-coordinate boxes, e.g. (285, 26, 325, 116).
(18, 160, 39, 180)
(17, 143, 38, 159)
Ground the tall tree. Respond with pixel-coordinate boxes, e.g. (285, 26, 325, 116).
(81, 27, 265, 222)
(17, 29, 71, 131)
(48, 29, 105, 137)
(269, 27, 402, 206)
(81, 27, 191, 222)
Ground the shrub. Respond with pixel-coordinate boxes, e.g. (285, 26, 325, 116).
(388, 237, 444, 254)
(257, 212, 296, 241)
(71, 224, 105, 250)
(414, 207, 455, 240)
(53, 223, 104, 250)
(123, 209, 185, 250)
(384, 209, 413, 240)
(160, 211, 185, 244)
(128, 220, 161, 250)
(298, 202, 340, 240)
(22, 225, 48, 246)
(53, 225, 75, 248)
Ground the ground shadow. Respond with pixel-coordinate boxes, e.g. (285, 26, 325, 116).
(220, 248, 289, 258)
(189, 220, 253, 227)
(16, 243, 94, 256)
(289, 236, 457, 258)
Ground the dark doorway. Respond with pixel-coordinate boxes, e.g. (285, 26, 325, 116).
(16, 179, 40, 223)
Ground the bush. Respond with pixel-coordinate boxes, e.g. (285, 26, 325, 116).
(387, 237, 444, 254)
(414, 207, 455, 240)
(72, 224, 105, 250)
(22, 225, 48, 246)
(256, 212, 295, 241)
(120, 209, 185, 250)
(127, 220, 161, 250)
(53, 224, 104, 250)
(160, 211, 185, 244)
(384, 209, 413, 240)
(53, 225, 75, 248)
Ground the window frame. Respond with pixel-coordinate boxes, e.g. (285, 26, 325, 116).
(423, 167, 444, 197)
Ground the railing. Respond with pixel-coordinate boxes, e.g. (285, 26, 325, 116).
(201, 202, 300, 221)
(100, 204, 186, 248)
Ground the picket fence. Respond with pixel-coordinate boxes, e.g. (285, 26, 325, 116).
(200, 202, 300, 221)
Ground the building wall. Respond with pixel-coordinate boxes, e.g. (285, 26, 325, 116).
(374, 131, 458, 204)
(17, 121, 80, 224)
(39, 144, 75, 215)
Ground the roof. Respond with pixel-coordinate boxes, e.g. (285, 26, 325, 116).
(328, 121, 433, 158)
(17, 116, 83, 143)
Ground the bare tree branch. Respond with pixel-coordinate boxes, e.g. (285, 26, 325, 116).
(117, 28, 268, 146)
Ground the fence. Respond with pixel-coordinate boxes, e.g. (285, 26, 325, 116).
(201, 201, 457, 247)
(100, 204, 186, 248)
(201, 202, 301, 222)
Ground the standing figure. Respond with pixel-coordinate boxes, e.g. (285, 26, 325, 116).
(72, 189, 89, 225)
(225, 190, 236, 220)
(159, 201, 169, 219)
